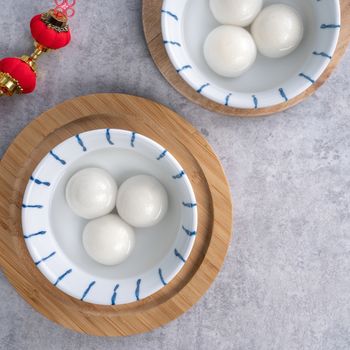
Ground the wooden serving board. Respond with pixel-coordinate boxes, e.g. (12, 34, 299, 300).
(143, 0, 350, 117)
(0, 94, 233, 336)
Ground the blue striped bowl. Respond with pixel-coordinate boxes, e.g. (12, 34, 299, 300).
(161, 0, 340, 109)
(22, 129, 197, 305)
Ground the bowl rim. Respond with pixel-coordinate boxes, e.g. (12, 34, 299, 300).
(161, 0, 341, 109)
(21, 128, 198, 305)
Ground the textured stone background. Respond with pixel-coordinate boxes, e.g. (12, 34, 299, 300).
(0, 1, 350, 349)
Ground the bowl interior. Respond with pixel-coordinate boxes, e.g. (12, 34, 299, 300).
(162, 0, 340, 108)
(50, 148, 181, 279)
(183, 0, 315, 93)
(22, 129, 197, 304)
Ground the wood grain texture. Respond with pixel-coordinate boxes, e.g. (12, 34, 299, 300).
(143, 0, 350, 117)
(0, 94, 233, 336)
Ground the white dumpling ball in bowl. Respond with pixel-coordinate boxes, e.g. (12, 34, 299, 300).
(66, 167, 117, 219)
(209, 0, 263, 27)
(204, 25, 257, 78)
(117, 175, 168, 228)
(251, 4, 304, 58)
(83, 214, 135, 266)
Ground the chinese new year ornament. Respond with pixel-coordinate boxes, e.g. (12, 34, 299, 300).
(0, 1, 75, 97)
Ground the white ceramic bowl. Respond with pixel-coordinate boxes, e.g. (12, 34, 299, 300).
(161, 0, 341, 109)
(22, 129, 197, 305)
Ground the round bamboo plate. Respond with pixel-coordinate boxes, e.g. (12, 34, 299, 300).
(0, 93, 233, 336)
(143, 0, 350, 117)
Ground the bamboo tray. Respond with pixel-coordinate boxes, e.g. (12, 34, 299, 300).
(0, 93, 233, 336)
(142, 0, 350, 117)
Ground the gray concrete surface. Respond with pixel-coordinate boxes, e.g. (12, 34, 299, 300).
(1, 1, 350, 349)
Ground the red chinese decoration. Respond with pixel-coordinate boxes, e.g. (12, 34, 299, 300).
(0, 2, 75, 97)
(0, 58, 36, 95)
(54, 0, 76, 18)
(30, 10, 71, 50)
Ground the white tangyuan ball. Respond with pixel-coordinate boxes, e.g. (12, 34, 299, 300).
(83, 214, 135, 266)
(209, 0, 263, 27)
(251, 4, 304, 58)
(204, 25, 257, 78)
(66, 168, 117, 219)
(116, 175, 168, 228)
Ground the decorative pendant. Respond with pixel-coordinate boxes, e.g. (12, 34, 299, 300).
(0, 7, 73, 97)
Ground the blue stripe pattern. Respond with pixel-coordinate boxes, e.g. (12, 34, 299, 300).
(30, 176, 50, 187)
(299, 73, 315, 84)
(182, 225, 196, 237)
(197, 83, 210, 93)
(76, 134, 87, 152)
(111, 284, 119, 305)
(172, 170, 185, 179)
(35, 251, 56, 266)
(24, 230, 46, 239)
(313, 51, 332, 59)
(320, 24, 340, 29)
(161, 9, 178, 21)
(81, 281, 96, 301)
(182, 202, 197, 208)
(131, 132, 136, 147)
(106, 128, 114, 145)
(279, 88, 288, 102)
(49, 150, 66, 165)
(252, 95, 258, 109)
(225, 93, 232, 106)
(135, 279, 141, 301)
(174, 249, 186, 263)
(176, 65, 192, 73)
(22, 204, 43, 209)
(157, 150, 168, 160)
(158, 268, 167, 286)
(163, 40, 181, 47)
(54, 269, 72, 286)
